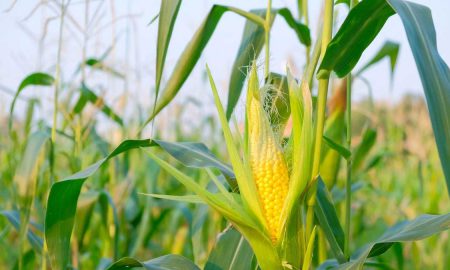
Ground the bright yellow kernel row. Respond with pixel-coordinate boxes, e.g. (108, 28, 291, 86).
(248, 95, 290, 243)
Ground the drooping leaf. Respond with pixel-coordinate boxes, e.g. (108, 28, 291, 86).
(153, 139, 236, 189)
(155, 0, 182, 102)
(205, 227, 254, 270)
(85, 58, 125, 78)
(336, 213, 450, 269)
(277, 8, 311, 46)
(386, 0, 450, 195)
(356, 41, 400, 77)
(314, 178, 346, 264)
(73, 84, 124, 126)
(323, 135, 351, 160)
(106, 255, 200, 270)
(317, 0, 395, 78)
(9, 72, 54, 131)
(44, 138, 236, 269)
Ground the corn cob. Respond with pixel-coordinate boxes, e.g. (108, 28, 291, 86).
(248, 90, 290, 243)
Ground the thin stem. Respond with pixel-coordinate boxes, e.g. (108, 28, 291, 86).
(304, 30, 322, 88)
(302, 0, 310, 66)
(344, 75, 352, 258)
(297, 0, 303, 20)
(264, 0, 272, 79)
(344, 0, 355, 259)
(306, 0, 334, 241)
(52, 0, 66, 143)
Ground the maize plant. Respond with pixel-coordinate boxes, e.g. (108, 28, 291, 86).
(3, 0, 450, 269)
(146, 63, 317, 269)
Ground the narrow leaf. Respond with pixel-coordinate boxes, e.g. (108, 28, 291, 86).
(155, 0, 182, 98)
(9, 72, 54, 130)
(317, 0, 395, 78)
(85, 58, 125, 78)
(106, 255, 200, 270)
(226, 9, 269, 119)
(73, 84, 124, 126)
(323, 135, 351, 160)
(356, 41, 400, 76)
(315, 178, 346, 263)
(226, 9, 310, 119)
(142, 5, 265, 127)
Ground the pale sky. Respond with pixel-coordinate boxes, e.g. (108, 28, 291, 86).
(0, 0, 449, 126)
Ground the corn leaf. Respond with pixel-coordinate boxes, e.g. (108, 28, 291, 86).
(44, 138, 239, 269)
(45, 139, 153, 269)
(207, 66, 265, 226)
(226, 9, 269, 120)
(320, 102, 345, 188)
(336, 213, 450, 269)
(317, 0, 395, 78)
(356, 41, 400, 77)
(14, 130, 49, 251)
(155, 0, 182, 104)
(204, 227, 254, 270)
(144, 149, 258, 231)
(386, 0, 450, 195)
(323, 135, 351, 160)
(84, 58, 125, 79)
(315, 178, 346, 264)
(153, 139, 236, 189)
(106, 255, 200, 270)
(226, 9, 310, 119)
(9, 72, 54, 131)
(142, 194, 205, 204)
(142, 5, 265, 128)
(302, 226, 317, 270)
(0, 210, 43, 252)
(352, 128, 376, 173)
(73, 83, 124, 126)
(98, 190, 120, 260)
(277, 8, 311, 47)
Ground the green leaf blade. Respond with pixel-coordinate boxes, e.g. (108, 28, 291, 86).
(318, 0, 395, 78)
(386, 0, 450, 195)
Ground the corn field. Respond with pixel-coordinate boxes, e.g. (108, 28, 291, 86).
(1, 0, 449, 269)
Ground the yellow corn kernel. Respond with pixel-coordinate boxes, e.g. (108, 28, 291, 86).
(248, 92, 289, 243)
